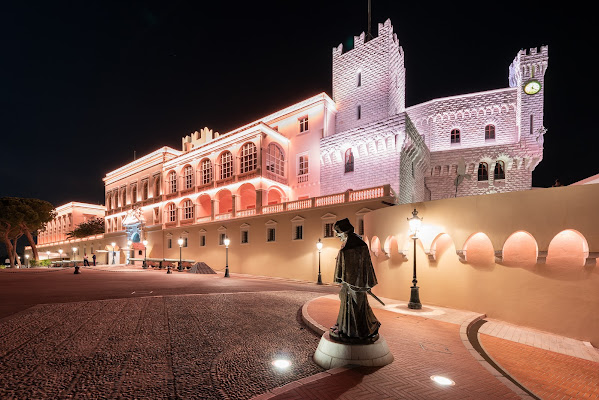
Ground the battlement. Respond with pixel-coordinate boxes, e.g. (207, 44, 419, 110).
(181, 127, 220, 152)
(519, 45, 549, 57)
(332, 18, 401, 57)
(509, 45, 549, 87)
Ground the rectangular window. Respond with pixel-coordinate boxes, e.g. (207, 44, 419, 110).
(358, 218, 364, 236)
(324, 223, 335, 238)
(241, 230, 249, 244)
(294, 225, 303, 240)
(298, 155, 309, 175)
(530, 115, 534, 135)
(357, 71, 361, 87)
(357, 105, 361, 120)
(183, 237, 188, 248)
(200, 235, 206, 247)
(168, 238, 172, 249)
(267, 228, 276, 242)
(219, 233, 226, 246)
(299, 116, 309, 133)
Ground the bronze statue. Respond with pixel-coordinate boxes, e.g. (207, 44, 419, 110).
(330, 218, 381, 344)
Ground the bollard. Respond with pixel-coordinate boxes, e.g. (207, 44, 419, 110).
(74, 266, 80, 274)
(167, 264, 172, 274)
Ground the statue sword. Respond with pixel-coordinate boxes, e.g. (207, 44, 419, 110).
(367, 290, 385, 306)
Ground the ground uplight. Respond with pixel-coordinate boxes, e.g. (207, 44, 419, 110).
(272, 359, 291, 369)
(431, 375, 455, 386)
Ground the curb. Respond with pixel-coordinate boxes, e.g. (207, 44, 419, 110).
(460, 316, 538, 399)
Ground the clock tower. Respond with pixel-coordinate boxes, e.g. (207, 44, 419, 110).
(509, 46, 549, 149)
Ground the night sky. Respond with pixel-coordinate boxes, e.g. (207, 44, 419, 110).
(1, 1, 595, 209)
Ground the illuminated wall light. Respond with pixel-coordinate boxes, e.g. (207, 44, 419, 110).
(430, 375, 455, 386)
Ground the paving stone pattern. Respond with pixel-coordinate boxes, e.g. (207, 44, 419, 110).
(0, 291, 325, 399)
(480, 334, 599, 400)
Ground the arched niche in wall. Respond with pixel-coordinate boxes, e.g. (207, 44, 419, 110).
(267, 186, 284, 205)
(427, 233, 455, 263)
(502, 231, 538, 268)
(370, 236, 381, 258)
(546, 229, 589, 271)
(462, 232, 495, 268)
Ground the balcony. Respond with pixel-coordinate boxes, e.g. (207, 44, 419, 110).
(297, 174, 309, 183)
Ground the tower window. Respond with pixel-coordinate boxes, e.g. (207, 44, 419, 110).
(357, 71, 362, 87)
(494, 161, 505, 180)
(478, 163, 489, 181)
(451, 129, 460, 144)
(344, 149, 354, 173)
(299, 116, 309, 133)
(357, 105, 361, 120)
(485, 125, 495, 140)
(530, 115, 534, 135)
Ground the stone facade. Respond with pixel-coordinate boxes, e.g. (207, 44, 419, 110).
(322, 19, 548, 203)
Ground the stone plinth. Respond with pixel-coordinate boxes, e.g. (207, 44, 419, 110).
(313, 331, 393, 369)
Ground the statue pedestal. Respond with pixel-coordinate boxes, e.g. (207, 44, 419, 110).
(313, 331, 393, 369)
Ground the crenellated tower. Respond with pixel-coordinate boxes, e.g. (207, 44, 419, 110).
(509, 46, 549, 160)
(332, 19, 405, 133)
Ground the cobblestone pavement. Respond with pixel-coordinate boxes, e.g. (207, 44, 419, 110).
(0, 291, 326, 399)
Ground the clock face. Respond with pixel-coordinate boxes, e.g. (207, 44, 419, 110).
(524, 79, 541, 95)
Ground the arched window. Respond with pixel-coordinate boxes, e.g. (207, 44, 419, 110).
(494, 161, 505, 180)
(121, 190, 126, 207)
(167, 203, 176, 222)
(131, 185, 137, 203)
(344, 149, 354, 173)
(183, 165, 194, 189)
(168, 171, 177, 193)
(107, 195, 111, 210)
(240, 143, 257, 173)
(451, 129, 460, 144)
(485, 124, 495, 140)
(154, 177, 160, 197)
(357, 71, 362, 87)
(220, 151, 233, 180)
(182, 199, 194, 220)
(478, 163, 489, 181)
(142, 181, 148, 200)
(201, 159, 212, 185)
(266, 143, 285, 176)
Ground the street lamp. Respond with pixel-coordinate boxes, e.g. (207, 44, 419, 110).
(111, 242, 116, 264)
(177, 237, 184, 271)
(142, 240, 148, 268)
(127, 240, 132, 265)
(316, 238, 323, 284)
(407, 208, 423, 309)
(58, 249, 63, 265)
(224, 237, 230, 278)
(72, 247, 80, 274)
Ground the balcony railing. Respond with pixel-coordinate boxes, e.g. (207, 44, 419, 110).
(297, 174, 309, 183)
(158, 185, 390, 228)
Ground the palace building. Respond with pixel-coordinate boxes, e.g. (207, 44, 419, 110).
(30, 19, 549, 271)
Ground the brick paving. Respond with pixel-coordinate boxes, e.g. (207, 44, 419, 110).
(0, 288, 327, 399)
(480, 334, 599, 400)
(2, 268, 598, 399)
(261, 297, 520, 399)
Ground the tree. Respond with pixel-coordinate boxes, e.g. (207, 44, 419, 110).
(18, 198, 56, 261)
(0, 197, 56, 266)
(0, 198, 26, 268)
(66, 217, 105, 239)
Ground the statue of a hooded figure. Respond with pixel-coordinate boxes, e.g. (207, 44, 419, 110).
(330, 218, 381, 344)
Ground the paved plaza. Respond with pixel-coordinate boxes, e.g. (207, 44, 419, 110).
(0, 266, 598, 399)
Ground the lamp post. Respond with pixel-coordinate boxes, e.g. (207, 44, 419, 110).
(407, 208, 423, 309)
(58, 249, 63, 265)
(224, 237, 230, 278)
(177, 237, 184, 271)
(46, 251, 50, 267)
(111, 242, 116, 264)
(127, 240, 132, 265)
(72, 247, 80, 274)
(142, 240, 148, 268)
(316, 238, 323, 284)
(25, 254, 29, 268)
